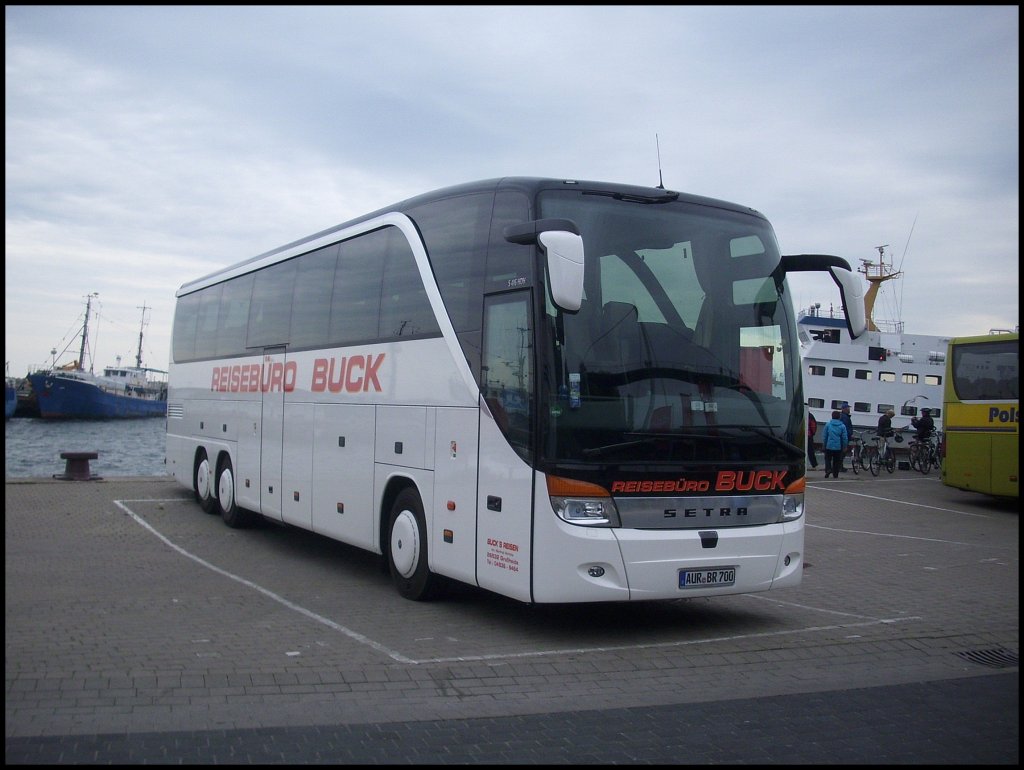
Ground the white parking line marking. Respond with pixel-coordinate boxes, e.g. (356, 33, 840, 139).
(809, 485, 991, 517)
(116, 498, 924, 665)
(115, 498, 418, 664)
(806, 522, 1012, 547)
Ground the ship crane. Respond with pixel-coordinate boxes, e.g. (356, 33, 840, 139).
(859, 245, 902, 332)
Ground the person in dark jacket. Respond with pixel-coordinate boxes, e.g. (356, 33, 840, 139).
(822, 410, 849, 478)
(875, 408, 896, 461)
(876, 409, 895, 438)
(807, 411, 819, 469)
(839, 403, 854, 471)
(912, 408, 935, 440)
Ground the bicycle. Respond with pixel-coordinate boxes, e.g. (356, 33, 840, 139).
(859, 434, 878, 473)
(859, 434, 874, 473)
(868, 433, 896, 476)
(907, 438, 923, 471)
(920, 432, 941, 475)
(847, 431, 869, 475)
(908, 433, 940, 475)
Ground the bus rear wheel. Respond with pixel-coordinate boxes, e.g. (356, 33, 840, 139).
(194, 452, 217, 514)
(217, 456, 255, 528)
(386, 488, 437, 601)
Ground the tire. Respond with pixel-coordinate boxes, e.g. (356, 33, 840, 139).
(850, 446, 860, 475)
(919, 448, 932, 475)
(884, 450, 896, 474)
(869, 447, 880, 476)
(217, 456, 255, 528)
(908, 444, 920, 472)
(386, 487, 437, 601)
(194, 452, 217, 514)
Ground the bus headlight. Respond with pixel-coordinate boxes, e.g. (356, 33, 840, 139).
(779, 492, 804, 521)
(547, 475, 621, 527)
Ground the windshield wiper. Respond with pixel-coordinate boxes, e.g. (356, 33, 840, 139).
(733, 425, 804, 459)
(581, 438, 657, 458)
(583, 190, 679, 204)
(580, 426, 802, 460)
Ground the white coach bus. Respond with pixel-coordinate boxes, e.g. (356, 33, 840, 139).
(166, 177, 865, 603)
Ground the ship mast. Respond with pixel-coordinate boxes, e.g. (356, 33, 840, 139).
(77, 293, 99, 373)
(859, 245, 901, 332)
(135, 303, 149, 369)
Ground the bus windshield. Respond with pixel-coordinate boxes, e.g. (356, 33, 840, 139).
(537, 192, 801, 467)
(951, 337, 1019, 401)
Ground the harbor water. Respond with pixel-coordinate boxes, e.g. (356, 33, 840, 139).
(4, 416, 168, 478)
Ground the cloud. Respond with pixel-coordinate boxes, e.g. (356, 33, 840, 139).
(4, 6, 1018, 378)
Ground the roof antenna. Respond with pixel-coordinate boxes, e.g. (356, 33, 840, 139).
(655, 133, 665, 189)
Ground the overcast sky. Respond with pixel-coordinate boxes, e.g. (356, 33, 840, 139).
(5, 5, 1019, 378)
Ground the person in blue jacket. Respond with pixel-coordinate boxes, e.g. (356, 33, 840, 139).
(822, 409, 849, 478)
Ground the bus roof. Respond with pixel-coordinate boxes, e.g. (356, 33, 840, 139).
(948, 330, 1019, 346)
(176, 177, 768, 297)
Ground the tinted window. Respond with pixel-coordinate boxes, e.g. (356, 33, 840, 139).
(194, 283, 223, 359)
(379, 227, 440, 338)
(329, 230, 385, 344)
(407, 193, 492, 333)
(486, 190, 534, 293)
(248, 260, 297, 348)
(482, 290, 533, 461)
(172, 292, 201, 362)
(290, 243, 339, 348)
(216, 274, 253, 357)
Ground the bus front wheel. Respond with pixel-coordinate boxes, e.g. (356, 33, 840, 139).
(194, 452, 217, 514)
(386, 488, 437, 601)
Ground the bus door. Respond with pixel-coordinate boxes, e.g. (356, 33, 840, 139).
(476, 291, 535, 602)
(259, 346, 287, 522)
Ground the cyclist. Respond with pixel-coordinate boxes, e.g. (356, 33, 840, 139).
(912, 408, 935, 442)
(872, 409, 896, 474)
(911, 407, 938, 473)
(876, 409, 895, 440)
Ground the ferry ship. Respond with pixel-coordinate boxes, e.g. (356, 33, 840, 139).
(798, 246, 951, 435)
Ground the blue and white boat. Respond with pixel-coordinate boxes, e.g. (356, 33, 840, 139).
(4, 377, 17, 419)
(28, 295, 167, 420)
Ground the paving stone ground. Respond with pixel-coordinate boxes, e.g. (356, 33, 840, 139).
(5, 475, 1018, 764)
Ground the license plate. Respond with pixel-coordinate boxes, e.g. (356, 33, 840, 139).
(678, 566, 737, 589)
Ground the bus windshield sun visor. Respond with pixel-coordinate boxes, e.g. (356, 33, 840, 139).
(502, 218, 580, 244)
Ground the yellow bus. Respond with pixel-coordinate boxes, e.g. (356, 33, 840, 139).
(940, 331, 1019, 498)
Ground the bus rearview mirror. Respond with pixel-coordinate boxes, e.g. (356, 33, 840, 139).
(538, 230, 585, 312)
(778, 254, 867, 340)
(504, 218, 585, 312)
(829, 265, 866, 339)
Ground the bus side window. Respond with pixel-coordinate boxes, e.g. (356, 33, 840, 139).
(329, 231, 384, 345)
(481, 291, 534, 460)
(194, 283, 223, 359)
(289, 243, 339, 349)
(247, 260, 297, 349)
(379, 227, 439, 339)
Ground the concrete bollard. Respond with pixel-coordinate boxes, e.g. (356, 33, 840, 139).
(54, 451, 102, 481)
